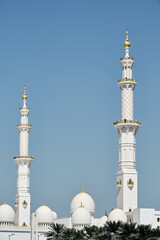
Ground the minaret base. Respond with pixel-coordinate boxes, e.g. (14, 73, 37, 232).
(114, 121, 140, 213)
(14, 156, 34, 227)
(117, 168, 138, 213)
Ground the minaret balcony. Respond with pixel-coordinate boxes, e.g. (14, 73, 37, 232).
(118, 78, 137, 90)
(17, 124, 32, 133)
(118, 78, 136, 83)
(120, 57, 134, 60)
(19, 107, 30, 110)
(113, 120, 141, 126)
(17, 124, 31, 127)
(17, 124, 32, 130)
(14, 156, 34, 166)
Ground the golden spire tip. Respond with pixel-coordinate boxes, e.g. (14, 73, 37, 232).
(4, 199, 7, 205)
(82, 186, 84, 193)
(22, 86, 28, 100)
(43, 200, 45, 206)
(124, 28, 131, 48)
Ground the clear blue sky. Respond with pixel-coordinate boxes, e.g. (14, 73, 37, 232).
(0, 0, 160, 218)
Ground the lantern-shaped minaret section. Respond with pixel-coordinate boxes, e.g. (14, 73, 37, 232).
(113, 30, 141, 213)
(14, 87, 34, 227)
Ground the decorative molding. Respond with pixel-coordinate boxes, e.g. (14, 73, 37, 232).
(113, 120, 141, 125)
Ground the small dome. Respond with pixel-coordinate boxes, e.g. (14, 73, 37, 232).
(108, 208, 127, 223)
(0, 201, 15, 223)
(36, 203, 54, 224)
(97, 215, 108, 227)
(52, 211, 57, 219)
(71, 205, 91, 225)
(71, 188, 95, 216)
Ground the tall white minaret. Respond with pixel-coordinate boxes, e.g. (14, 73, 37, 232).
(14, 87, 34, 227)
(113, 30, 141, 213)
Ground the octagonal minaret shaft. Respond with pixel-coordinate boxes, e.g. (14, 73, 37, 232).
(14, 87, 34, 227)
(120, 30, 135, 121)
(19, 87, 30, 157)
(114, 31, 141, 213)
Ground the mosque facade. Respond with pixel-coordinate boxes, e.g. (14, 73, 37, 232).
(0, 31, 160, 240)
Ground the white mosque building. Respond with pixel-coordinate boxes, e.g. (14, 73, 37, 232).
(0, 31, 160, 240)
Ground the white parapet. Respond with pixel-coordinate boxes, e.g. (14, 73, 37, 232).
(133, 208, 160, 229)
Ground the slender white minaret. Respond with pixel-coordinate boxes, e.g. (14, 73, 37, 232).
(113, 30, 141, 213)
(14, 87, 34, 227)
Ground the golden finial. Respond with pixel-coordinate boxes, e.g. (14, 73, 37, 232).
(22, 86, 28, 100)
(80, 202, 84, 208)
(105, 210, 107, 216)
(124, 28, 131, 48)
(4, 199, 7, 205)
(43, 200, 45, 206)
(116, 204, 119, 209)
(81, 186, 84, 193)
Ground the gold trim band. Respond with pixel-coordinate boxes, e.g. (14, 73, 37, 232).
(120, 57, 134, 60)
(113, 120, 141, 125)
(118, 78, 136, 83)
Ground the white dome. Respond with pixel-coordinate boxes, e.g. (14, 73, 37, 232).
(36, 204, 54, 224)
(52, 211, 57, 219)
(108, 208, 127, 223)
(71, 189, 95, 216)
(71, 206, 91, 225)
(97, 215, 108, 227)
(0, 202, 15, 223)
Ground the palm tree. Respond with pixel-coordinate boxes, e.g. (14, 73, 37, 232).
(96, 229, 110, 240)
(116, 222, 138, 240)
(100, 221, 122, 240)
(84, 225, 100, 239)
(137, 224, 154, 240)
(151, 227, 160, 239)
(46, 222, 160, 240)
(62, 228, 80, 240)
(70, 229, 87, 240)
(46, 223, 65, 240)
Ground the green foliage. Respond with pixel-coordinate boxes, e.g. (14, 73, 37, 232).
(84, 225, 102, 239)
(115, 222, 138, 240)
(46, 222, 160, 240)
(46, 223, 65, 240)
(136, 224, 160, 240)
